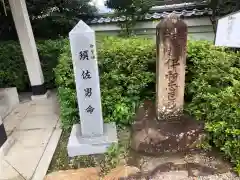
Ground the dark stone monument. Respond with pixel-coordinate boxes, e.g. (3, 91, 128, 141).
(156, 13, 187, 120)
(131, 14, 204, 155)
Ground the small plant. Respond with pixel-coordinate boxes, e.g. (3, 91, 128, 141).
(196, 139, 212, 151)
(105, 0, 154, 36)
(234, 161, 240, 175)
(100, 142, 129, 176)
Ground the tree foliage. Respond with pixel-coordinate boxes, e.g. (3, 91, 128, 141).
(0, 0, 96, 40)
(106, 0, 154, 36)
(0, 39, 65, 90)
(210, 0, 240, 15)
(209, 0, 240, 31)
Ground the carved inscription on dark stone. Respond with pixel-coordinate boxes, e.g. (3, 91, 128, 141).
(156, 13, 187, 119)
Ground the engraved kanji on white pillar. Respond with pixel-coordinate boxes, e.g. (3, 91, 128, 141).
(69, 21, 103, 136)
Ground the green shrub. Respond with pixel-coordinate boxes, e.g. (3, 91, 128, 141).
(98, 37, 155, 124)
(55, 37, 155, 129)
(0, 41, 28, 90)
(37, 39, 66, 89)
(55, 42, 79, 129)
(0, 39, 65, 90)
(185, 40, 240, 174)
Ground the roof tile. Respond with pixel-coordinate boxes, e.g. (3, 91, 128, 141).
(89, 8, 212, 24)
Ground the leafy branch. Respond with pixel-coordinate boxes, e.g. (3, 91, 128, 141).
(106, 0, 154, 36)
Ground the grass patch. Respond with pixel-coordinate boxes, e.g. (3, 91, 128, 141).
(48, 127, 131, 176)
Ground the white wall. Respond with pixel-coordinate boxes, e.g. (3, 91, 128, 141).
(90, 17, 215, 42)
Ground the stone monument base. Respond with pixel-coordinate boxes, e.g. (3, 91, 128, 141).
(0, 87, 19, 119)
(67, 123, 118, 157)
(31, 90, 49, 100)
(131, 100, 205, 155)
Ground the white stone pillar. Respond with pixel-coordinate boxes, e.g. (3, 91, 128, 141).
(67, 21, 118, 157)
(9, 0, 47, 97)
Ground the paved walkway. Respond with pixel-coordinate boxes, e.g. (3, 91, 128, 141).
(0, 91, 62, 180)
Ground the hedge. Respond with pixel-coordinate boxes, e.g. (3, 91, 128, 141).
(0, 39, 65, 91)
(55, 36, 240, 173)
(185, 41, 240, 174)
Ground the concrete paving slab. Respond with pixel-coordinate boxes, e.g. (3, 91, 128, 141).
(1, 90, 62, 180)
(0, 160, 25, 180)
(3, 102, 29, 135)
(11, 129, 53, 148)
(4, 117, 21, 135)
(28, 99, 59, 115)
(17, 115, 59, 130)
(31, 128, 62, 180)
(27, 103, 58, 116)
(11, 103, 30, 119)
(4, 114, 25, 135)
(4, 141, 45, 180)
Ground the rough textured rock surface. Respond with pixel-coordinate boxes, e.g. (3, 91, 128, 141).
(44, 168, 100, 180)
(126, 149, 238, 180)
(104, 166, 140, 180)
(124, 172, 239, 180)
(131, 100, 205, 155)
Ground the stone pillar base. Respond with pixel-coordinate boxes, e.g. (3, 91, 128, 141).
(131, 100, 205, 155)
(67, 123, 118, 157)
(31, 90, 49, 101)
(0, 87, 19, 119)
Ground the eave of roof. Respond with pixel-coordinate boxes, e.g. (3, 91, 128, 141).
(149, 1, 208, 12)
(88, 8, 212, 24)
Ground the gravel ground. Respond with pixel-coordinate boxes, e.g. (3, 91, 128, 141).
(150, 172, 239, 180)
(126, 149, 239, 180)
(126, 171, 239, 180)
